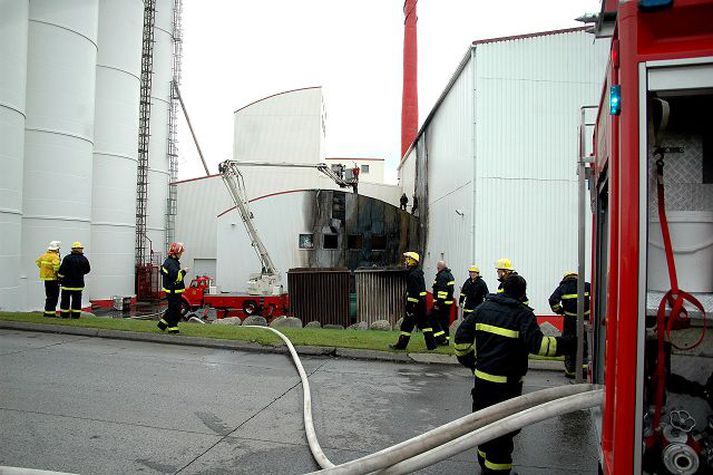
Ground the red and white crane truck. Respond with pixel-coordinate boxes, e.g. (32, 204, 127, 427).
(178, 160, 359, 319)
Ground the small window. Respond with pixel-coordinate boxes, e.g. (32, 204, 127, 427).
(371, 235, 386, 250)
(299, 234, 314, 249)
(361, 164, 370, 174)
(323, 234, 339, 249)
(347, 234, 363, 249)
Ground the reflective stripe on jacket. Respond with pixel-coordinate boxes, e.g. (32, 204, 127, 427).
(454, 293, 574, 383)
(433, 268, 455, 305)
(548, 276, 591, 316)
(405, 267, 426, 312)
(36, 251, 61, 280)
(161, 256, 186, 294)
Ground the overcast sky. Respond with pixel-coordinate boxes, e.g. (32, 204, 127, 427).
(177, 0, 601, 183)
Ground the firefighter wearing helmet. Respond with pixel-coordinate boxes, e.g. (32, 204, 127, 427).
(158, 242, 188, 333)
(389, 251, 440, 351)
(35, 241, 62, 317)
(431, 261, 456, 346)
(548, 271, 591, 378)
(495, 258, 528, 306)
(454, 274, 575, 474)
(57, 242, 91, 319)
(459, 265, 489, 317)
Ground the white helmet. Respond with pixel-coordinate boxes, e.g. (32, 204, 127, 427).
(47, 241, 61, 251)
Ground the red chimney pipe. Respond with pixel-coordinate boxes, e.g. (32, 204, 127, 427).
(401, 0, 418, 158)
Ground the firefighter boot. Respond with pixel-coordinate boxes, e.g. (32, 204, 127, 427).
(424, 330, 437, 351)
(389, 334, 410, 350)
(167, 326, 180, 334)
(157, 319, 168, 331)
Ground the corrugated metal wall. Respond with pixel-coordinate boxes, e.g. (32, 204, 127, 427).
(420, 54, 474, 280)
(355, 269, 406, 327)
(287, 268, 350, 326)
(408, 29, 607, 315)
(472, 31, 608, 314)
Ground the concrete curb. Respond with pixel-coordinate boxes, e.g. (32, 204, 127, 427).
(0, 320, 563, 371)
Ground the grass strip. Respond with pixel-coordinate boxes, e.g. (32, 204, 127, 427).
(0, 312, 564, 361)
(0, 312, 452, 354)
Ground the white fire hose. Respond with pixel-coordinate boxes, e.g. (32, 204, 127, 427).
(244, 325, 603, 475)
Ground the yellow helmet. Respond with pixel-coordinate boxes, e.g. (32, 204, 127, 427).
(468, 265, 479, 273)
(403, 251, 420, 263)
(71, 241, 84, 249)
(495, 258, 514, 271)
(564, 271, 578, 279)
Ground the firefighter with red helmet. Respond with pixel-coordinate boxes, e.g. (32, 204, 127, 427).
(549, 271, 590, 378)
(431, 260, 455, 346)
(389, 251, 438, 351)
(57, 242, 91, 319)
(454, 274, 575, 474)
(158, 242, 189, 334)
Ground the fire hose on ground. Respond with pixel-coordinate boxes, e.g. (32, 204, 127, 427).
(243, 325, 603, 474)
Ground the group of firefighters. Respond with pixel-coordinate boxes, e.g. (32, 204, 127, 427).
(391, 250, 590, 474)
(37, 240, 587, 473)
(35, 241, 91, 319)
(36, 240, 186, 334)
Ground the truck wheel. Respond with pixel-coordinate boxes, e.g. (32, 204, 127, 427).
(243, 300, 260, 316)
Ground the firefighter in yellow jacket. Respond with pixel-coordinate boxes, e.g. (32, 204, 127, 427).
(35, 241, 62, 317)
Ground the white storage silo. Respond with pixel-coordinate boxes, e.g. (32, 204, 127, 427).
(145, 0, 175, 258)
(0, 0, 29, 310)
(22, 0, 99, 310)
(90, 0, 144, 303)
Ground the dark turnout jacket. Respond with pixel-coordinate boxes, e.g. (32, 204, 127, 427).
(58, 253, 91, 290)
(433, 268, 455, 306)
(405, 267, 427, 314)
(454, 294, 574, 383)
(549, 276, 591, 317)
(161, 256, 186, 294)
(459, 276, 489, 311)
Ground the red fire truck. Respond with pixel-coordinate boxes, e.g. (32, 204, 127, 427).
(180, 275, 289, 319)
(589, 1, 713, 473)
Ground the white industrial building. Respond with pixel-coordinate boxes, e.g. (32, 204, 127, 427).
(176, 87, 403, 291)
(399, 27, 609, 315)
(0, 0, 181, 311)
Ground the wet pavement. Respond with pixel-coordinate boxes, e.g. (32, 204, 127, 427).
(0, 329, 598, 474)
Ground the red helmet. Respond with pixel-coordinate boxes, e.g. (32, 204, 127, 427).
(168, 242, 185, 256)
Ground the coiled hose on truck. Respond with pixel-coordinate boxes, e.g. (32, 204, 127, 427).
(244, 325, 603, 474)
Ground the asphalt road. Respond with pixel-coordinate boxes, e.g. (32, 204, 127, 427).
(0, 329, 598, 474)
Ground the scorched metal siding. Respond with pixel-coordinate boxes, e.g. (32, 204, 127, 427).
(419, 54, 474, 280)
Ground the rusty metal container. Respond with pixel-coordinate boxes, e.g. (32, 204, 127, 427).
(354, 269, 407, 327)
(287, 268, 351, 326)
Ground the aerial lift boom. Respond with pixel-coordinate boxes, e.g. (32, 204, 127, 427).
(218, 159, 359, 296)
